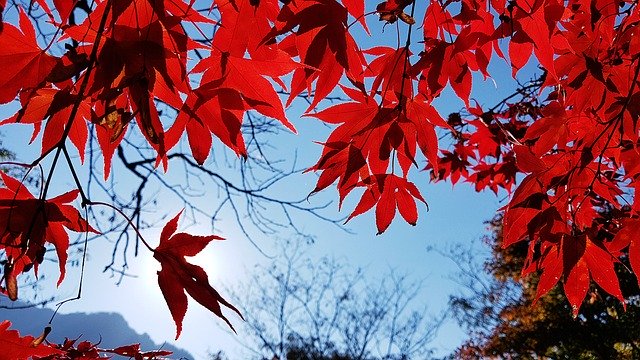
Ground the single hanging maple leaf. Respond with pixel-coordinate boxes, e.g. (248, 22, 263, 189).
(153, 211, 243, 339)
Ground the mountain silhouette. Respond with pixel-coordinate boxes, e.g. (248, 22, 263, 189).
(0, 301, 193, 359)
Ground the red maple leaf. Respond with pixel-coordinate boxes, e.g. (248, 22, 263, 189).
(212, 0, 280, 59)
(305, 95, 378, 200)
(532, 234, 624, 315)
(0, 321, 63, 359)
(0, 173, 96, 300)
(347, 174, 426, 234)
(494, 0, 564, 78)
(153, 211, 243, 339)
(265, 0, 365, 110)
(1, 88, 92, 163)
(414, 39, 475, 105)
(609, 218, 640, 288)
(0, 9, 58, 104)
(342, 0, 368, 31)
(364, 46, 412, 101)
(194, 49, 297, 133)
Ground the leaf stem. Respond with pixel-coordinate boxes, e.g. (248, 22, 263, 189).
(398, 0, 417, 108)
(346, 10, 377, 30)
(62, 146, 89, 206)
(86, 201, 155, 252)
(49, 207, 90, 324)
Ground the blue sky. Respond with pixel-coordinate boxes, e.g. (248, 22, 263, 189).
(0, 0, 537, 358)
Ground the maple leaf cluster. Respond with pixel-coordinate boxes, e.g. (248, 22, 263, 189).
(0, 0, 639, 343)
(0, 320, 172, 360)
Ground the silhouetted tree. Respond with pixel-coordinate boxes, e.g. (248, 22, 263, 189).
(222, 241, 441, 360)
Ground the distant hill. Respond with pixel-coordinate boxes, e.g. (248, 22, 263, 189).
(0, 301, 193, 359)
